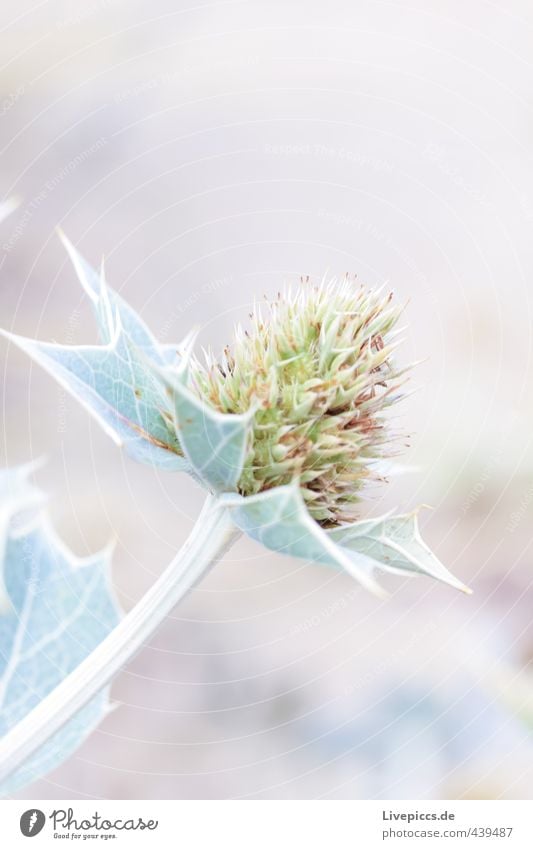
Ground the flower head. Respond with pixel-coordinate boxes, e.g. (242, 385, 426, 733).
(190, 276, 405, 524)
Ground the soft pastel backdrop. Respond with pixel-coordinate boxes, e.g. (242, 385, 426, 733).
(1, 0, 532, 799)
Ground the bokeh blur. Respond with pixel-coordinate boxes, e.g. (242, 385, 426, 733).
(1, 0, 533, 799)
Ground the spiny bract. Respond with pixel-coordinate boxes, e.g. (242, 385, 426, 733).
(189, 276, 406, 525)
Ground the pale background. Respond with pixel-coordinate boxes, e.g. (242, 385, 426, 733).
(1, 0, 533, 799)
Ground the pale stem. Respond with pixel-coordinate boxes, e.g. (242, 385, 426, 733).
(0, 494, 240, 787)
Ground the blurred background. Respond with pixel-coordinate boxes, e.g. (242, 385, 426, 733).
(1, 0, 533, 799)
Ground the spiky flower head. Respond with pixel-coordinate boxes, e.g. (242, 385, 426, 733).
(190, 276, 406, 526)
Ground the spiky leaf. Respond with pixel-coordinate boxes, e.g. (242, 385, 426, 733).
(0, 468, 121, 796)
(221, 483, 469, 594)
(220, 484, 385, 594)
(163, 368, 254, 491)
(3, 239, 190, 470)
(0, 464, 43, 612)
(60, 234, 164, 361)
(2, 326, 187, 472)
(327, 510, 471, 593)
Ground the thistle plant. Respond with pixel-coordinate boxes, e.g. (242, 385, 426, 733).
(191, 280, 402, 525)
(0, 236, 469, 793)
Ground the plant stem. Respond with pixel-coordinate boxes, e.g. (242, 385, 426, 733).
(0, 494, 240, 786)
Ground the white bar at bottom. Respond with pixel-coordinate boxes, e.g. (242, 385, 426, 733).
(1, 799, 531, 847)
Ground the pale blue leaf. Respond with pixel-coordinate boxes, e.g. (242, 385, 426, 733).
(220, 483, 468, 594)
(327, 510, 471, 593)
(2, 325, 188, 472)
(0, 464, 43, 612)
(220, 484, 385, 594)
(162, 368, 255, 492)
(60, 233, 165, 362)
(3, 236, 193, 471)
(0, 487, 121, 795)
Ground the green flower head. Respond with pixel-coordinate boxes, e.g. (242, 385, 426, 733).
(190, 277, 405, 525)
